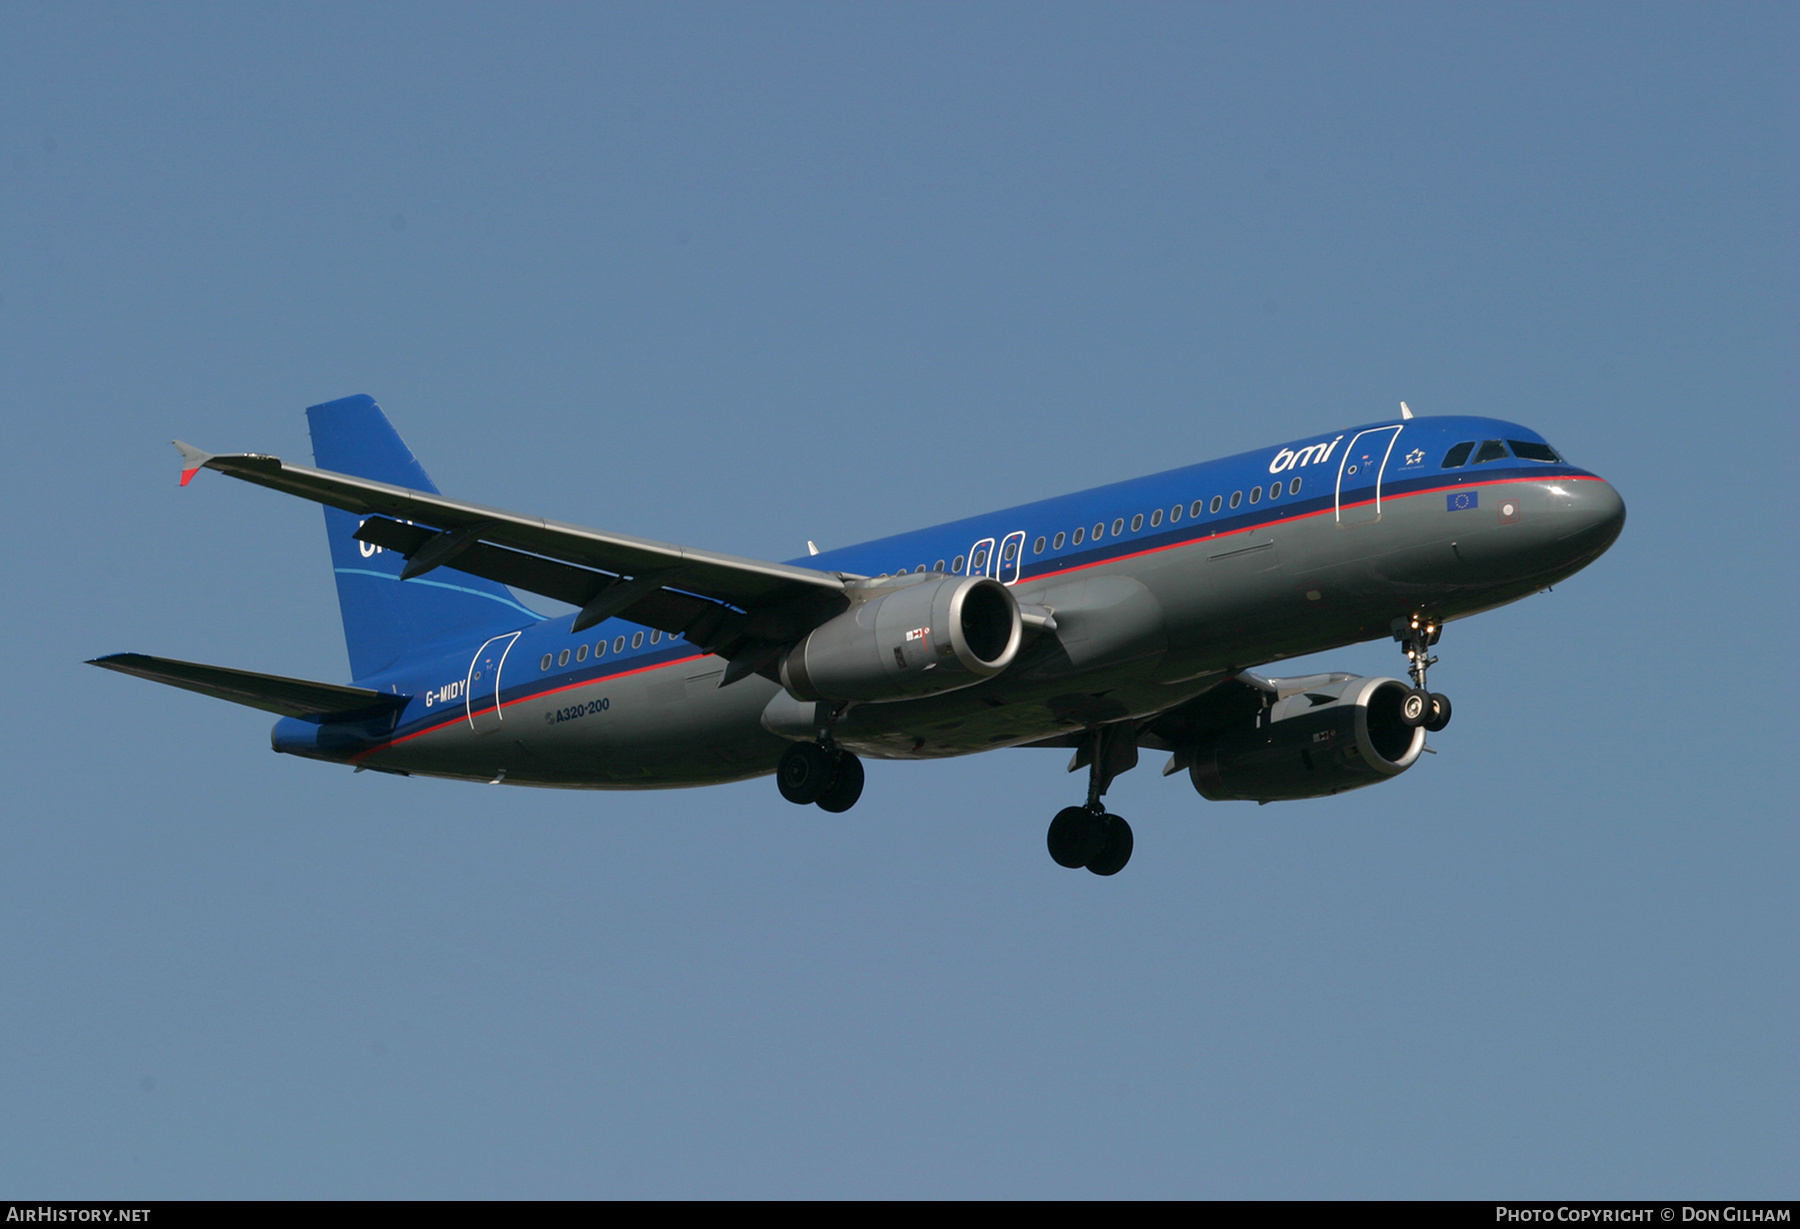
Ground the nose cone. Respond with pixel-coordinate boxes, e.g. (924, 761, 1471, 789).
(1560, 478, 1627, 561)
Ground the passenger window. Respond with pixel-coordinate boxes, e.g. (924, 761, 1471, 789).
(632, 631, 644, 649)
(1169, 504, 1182, 523)
(1003, 540, 1018, 562)
(650, 630, 662, 644)
(595, 641, 607, 659)
(1209, 495, 1222, 514)
(1289, 477, 1301, 495)
(1472, 440, 1509, 464)
(1190, 500, 1205, 518)
(558, 649, 570, 667)
(1248, 486, 1261, 504)
(1130, 513, 1143, 532)
(1053, 532, 1066, 549)
(540, 654, 553, 671)
(972, 547, 988, 571)
(1092, 523, 1105, 541)
(1508, 439, 1561, 462)
(1149, 508, 1162, 527)
(1266, 481, 1280, 501)
(1033, 536, 1046, 554)
(613, 636, 626, 654)
(1072, 528, 1084, 546)
(1111, 518, 1124, 536)
(934, 559, 945, 572)
(1230, 491, 1242, 508)
(952, 555, 966, 572)
(576, 644, 588, 662)
(1441, 441, 1475, 468)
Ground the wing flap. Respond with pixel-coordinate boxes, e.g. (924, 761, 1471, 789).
(89, 653, 410, 722)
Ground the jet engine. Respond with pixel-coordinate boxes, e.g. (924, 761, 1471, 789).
(1189, 674, 1426, 802)
(779, 574, 1023, 702)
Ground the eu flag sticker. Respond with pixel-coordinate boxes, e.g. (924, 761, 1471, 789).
(1447, 490, 1479, 512)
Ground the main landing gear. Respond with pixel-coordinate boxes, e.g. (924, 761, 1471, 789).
(777, 740, 865, 813)
(1046, 722, 1136, 876)
(1394, 613, 1453, 733)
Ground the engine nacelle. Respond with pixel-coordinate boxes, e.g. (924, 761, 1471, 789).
(1190, 675, 1426, 802)
(779, 574, 1023, 702)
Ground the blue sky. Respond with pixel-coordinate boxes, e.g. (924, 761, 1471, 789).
(2, 2, 1792, 1197)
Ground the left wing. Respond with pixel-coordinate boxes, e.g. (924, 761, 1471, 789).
(174, 442, 852, 667)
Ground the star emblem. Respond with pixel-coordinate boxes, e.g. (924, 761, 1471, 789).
(1404, 448, 1425, 465)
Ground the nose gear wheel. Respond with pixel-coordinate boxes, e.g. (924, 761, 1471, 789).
(1393, 613, 1452, 732)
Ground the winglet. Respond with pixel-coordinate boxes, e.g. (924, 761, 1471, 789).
(172, 440, 213, 487)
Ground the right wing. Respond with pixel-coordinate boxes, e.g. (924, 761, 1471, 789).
(174, 443, 852, 668)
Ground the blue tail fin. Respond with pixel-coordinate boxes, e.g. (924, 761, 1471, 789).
(307, 395, 540, 682)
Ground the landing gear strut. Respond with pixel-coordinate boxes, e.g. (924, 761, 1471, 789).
(1394, 613, 1452, 733)
(777, 739, 865, 812)
(1045, 722, 1136, 876)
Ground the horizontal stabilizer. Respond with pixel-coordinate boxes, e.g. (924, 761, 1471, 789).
(88, 653, 410, 722)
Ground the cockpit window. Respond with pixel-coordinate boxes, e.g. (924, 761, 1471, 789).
(1508, 439, 1561, 462)
(1471, 439, 1510, 465)
(1441, 441, 1474, 468)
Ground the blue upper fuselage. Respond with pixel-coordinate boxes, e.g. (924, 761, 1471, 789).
(274, 414, 1601, 759)
(801, 414, 1587, 583)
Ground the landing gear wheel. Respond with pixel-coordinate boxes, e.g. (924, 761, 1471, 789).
(1424, 692, 1452, 733)
(1394, 614, 1449, 732)
(1086, 814, 1134, 877)
(1399, 688, 1432, 728)
(1047, 806, 1107, 869)
(815, 752, 864, 813)
(776, 741, 832, 805)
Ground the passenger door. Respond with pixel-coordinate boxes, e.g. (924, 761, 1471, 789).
(1335, 426, 1405, 526)
(465, 631, 522, 734)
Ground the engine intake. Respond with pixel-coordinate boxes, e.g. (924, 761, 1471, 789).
(1190, 675, 1425, 802)
(780, 574, 1022, 702)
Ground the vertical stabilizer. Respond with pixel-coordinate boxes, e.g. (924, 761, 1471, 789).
(306, 395, 540, 681)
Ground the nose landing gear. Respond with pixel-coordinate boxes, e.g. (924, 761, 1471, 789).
(1394, 613, 1452, 733)
(1045, 722, 1137, 876)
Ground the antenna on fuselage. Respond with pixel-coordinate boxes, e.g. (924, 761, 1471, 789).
(1400, 401, 1414, 420)
(807, 540, 820, 556)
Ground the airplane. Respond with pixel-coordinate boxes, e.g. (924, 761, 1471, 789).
(92, 395, 1625, 876)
